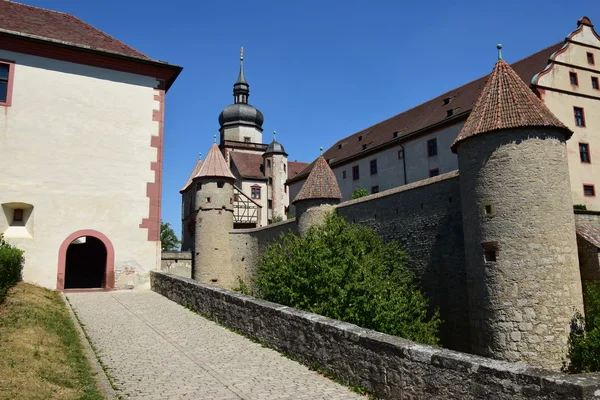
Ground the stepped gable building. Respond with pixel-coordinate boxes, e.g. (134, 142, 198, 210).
(287, 16, 600, 214)
(180, 49, 308, 250)
(0, 0, 182, 290)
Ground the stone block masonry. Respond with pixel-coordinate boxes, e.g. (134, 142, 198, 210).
(161, 251, 192, 279)
(151, 271, 600, 400)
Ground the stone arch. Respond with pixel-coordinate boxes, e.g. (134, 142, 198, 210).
(57, 229, 115, 290)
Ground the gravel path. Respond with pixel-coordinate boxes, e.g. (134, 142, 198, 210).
(67, 290, 364, 400)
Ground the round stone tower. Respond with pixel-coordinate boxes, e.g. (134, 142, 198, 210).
(263, 132, 289, 222)
(451, 46, 584, 370)
(292, 153, 342, 237)
(193, 141, 236, 288)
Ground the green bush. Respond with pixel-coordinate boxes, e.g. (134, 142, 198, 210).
(565, 282, 600, 373)
(0, 234, 24, 303)
(254, 213, 441, 345)
(351, 188, 369, 199)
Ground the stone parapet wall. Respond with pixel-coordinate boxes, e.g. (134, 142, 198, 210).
(151, 271, 600, 400)
(161, 251, 192, 279)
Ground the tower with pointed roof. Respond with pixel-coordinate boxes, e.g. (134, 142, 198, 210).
(218, 48, 264, 145)
(263, 132, 289, 222)
(292, 153, 342, 237)
(453, 45, 584, 370)
(193, 141, 237, 288)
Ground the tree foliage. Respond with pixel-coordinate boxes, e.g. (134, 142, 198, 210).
(160, 221, 180, 251)
(565, 282, 600, 373)
(351, 188, 369, 199)
(254, 213, 441, 345)
(0, 234, 24, 303)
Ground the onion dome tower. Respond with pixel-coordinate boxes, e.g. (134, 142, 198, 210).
(452, 45, 583, 370)
(218, 48, 264, 144)
(193, 138, 236, 288)
(263, 131, 289, 222)
(292, 150, 342, 236)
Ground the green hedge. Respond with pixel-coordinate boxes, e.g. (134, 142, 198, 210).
(254, 213, 441, 346)
(565, 282, 600, 373)
(0, 234, 24, 302)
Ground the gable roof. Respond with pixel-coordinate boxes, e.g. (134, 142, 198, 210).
(0, 0, 148, 59)
(230, 152, 266, 180)
(196, 143, 235, 180)
(229, 152, 310, 181)
(451, 57, 571, 151)
(288, 41, 563, 184)
(180, 159, 203, 192)
(293, 156, 342, 204)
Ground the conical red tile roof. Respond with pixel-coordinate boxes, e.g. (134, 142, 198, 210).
(451, 58, 571, 152)
(196, 143, 235, 180)
(180, 159, 203, 192)
(293, 156, 342, 204)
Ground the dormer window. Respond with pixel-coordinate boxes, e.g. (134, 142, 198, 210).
(358, 135, 363, 141)
(443, 96, 454, 105)
(362, 144, 368, 150)
(338, 144, 343, 149)
(393, 131, 398, 138)
(446, 109, 454, 118)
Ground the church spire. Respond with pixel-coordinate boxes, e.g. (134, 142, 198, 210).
(233, 47, 249, 104)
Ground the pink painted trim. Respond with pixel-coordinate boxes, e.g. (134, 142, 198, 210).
(56, 229, 115, 290)
(139, 89, 165, 241)
(0, 58, 15, 107)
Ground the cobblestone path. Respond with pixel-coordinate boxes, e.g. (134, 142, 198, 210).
(67, 290, 364, 400)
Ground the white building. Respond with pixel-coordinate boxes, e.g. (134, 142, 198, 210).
(0, 1, 181, 290)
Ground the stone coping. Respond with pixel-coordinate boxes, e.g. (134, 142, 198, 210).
(160, 251, 192, 260)
(230, 218, 296, 234)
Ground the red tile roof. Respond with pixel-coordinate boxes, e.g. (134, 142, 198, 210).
(288, 161, 309, 179)
(293, 156, 342, 204)
(288, 42, 564, 183)
(229, 152, 309, 181)
(0, 0, 149, 59)
(576, 224, 600, 248)
(230, 152, 266, 180)
(451, 57, 571, 151)
(196, 143, 235, 180)
(180, 159, 203, 192)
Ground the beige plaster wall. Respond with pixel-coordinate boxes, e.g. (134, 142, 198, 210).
(536, 24, 600, 210)
(0, 49, 162, 289)
(222, 125, 262, 144)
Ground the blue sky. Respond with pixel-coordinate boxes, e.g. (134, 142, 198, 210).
(23, 0, 599, 238)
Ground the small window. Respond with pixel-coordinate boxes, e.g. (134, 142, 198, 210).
(217, 182, 224, 188)
(206, 197, 211, 203)
(266, 159, 271, 169)
(342, 170, 347, 179)
(0, 61, 14, 106)
(393, 131, 398, 138)
(584, 184, 595, 197)
(484, 205, 492, 215)
(569, 72, 579, 86)
(443, 97, 453, 105)
(13, 208, 23, 222)
(482, 242, 498, 263)
(397, 149, 404, 159)
(243, 137, 251, 143)
(580, 143, 591, 163)
(268, 177, 273, 185)
(429, 168, 439, 177)
(268, 199, 273, 209)
(283, 164, 286, 172)
(371, 186, 379, 194)
(370, 159, 378, 175)
(592, 77, 599, 90)
(358, 135, 363, 141)
(362, 144, 368, 150)
(251, 186, 261, 199)
(574, 107, 586, 127)
(588, 52, 595, 65)
(446, 109, 454, 118)
(352, 165, 360, 180)
(427, 138, 438, 157)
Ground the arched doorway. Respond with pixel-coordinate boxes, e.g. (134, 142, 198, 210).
(57, 230, 115, 290)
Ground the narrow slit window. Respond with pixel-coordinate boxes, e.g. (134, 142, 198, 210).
(13, 208, 23, 222)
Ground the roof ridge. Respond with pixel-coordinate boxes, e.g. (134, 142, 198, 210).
(1, 0, 70, 16)
(328, 41, 562, 149)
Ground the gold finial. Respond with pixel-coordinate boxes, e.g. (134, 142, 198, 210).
(240, 47, 244, 61)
